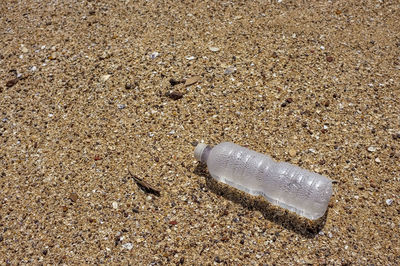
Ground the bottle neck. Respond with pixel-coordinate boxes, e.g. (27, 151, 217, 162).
(200, 145, 212, 163)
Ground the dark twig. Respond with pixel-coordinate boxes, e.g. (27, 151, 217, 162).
(128, 168, 161, 197)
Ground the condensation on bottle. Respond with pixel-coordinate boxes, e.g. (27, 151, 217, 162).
(194, 142, 333, 220)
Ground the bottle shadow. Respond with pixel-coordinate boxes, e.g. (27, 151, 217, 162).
(194, 164, 328, 238)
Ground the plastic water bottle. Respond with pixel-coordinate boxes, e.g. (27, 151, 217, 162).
(194, 142, 333, 220)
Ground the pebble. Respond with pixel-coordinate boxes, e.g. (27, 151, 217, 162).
(169, 220, 178, 225)
(185, 76, 200, 86)
(169, 78, 182, 86)
(286, 98, 293, 104)
(208, 46, 220, 52)
(21, 46, 29, 53)
(386, 199, 393, 206)
(367, 146, 377, 152)
(6, 78, 19, 88)
(165, 91, 183, 100)
(288, 149, 297, 157)
(112, 201, 118, 209)
(185, 56, 196, 60)
(117, 104, 126, 109)
(224, 67, 236, 75)
(48, 52, 57, 60)
(100, 74, 111, 82)
(122, 243, 133, 250)
(69, 192, 78, 202)
(146, 195, 152, 201)
(191, 141, 198, 147)
(150, 52, 159, 59)
(375, 157, 381, 163)
(326, 56, 334, 62)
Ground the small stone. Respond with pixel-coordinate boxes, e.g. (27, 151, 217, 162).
(146, 195, 152, 201)
(184, 76, 200, 86)
(208, 46, 220, 52)
(386, 199, 393, 206)
(117, 104, 126, 110)
(62, 206, 68, 212)
(185, 56, 196, 60)
(100, 74, 111, 82)
(69, 192, 78, 202)
(375, 157, 381, 163)
(367, 146, 377, 152)
(169, 78, 182, 86)
(224, 67, 236, 75)
(165, 91, 183, 100)
(169, 220, 178, 225)
(214, 256, 222, 263)
(48, 52, 57, 60)
(122, 243, 133, 250)
(326, 56, 334, 62)
(288, 149, 297, 157)
(285, 98, 293, 104)
(21, 46, 29, 53)
(88, 10, 96, 15)
(150, 52, 159, 59)
(112, 201, 118, 209)
(191, 141, 198, 147)
(6, 78, 19, 88)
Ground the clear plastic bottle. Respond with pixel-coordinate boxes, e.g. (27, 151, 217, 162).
(194, 142, 333, 220)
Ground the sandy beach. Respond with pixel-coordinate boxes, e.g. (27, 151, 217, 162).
(1, 0, 399, 264)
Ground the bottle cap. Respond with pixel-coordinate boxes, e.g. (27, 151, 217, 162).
(194, 143, 208, 162)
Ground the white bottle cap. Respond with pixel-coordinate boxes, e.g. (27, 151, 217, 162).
(194, 143, 208, 162)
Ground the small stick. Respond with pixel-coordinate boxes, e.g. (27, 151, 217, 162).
(128, 168, 160, 197)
